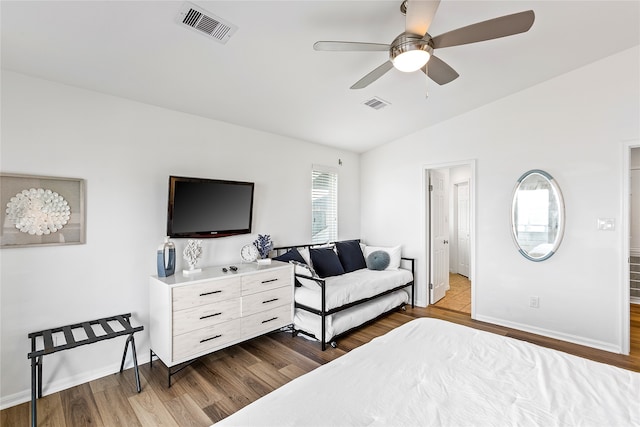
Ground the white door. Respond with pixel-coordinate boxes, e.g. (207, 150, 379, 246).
(430, 170, 449, 303)
(457, 181, 470, 277)
(631, 169, 640, 250)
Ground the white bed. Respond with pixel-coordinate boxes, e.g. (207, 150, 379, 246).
(294, 268, 414, 311)
(214, 318, 640, 427)
(294, 267, 413, 342)
(294, 289, 409, 342)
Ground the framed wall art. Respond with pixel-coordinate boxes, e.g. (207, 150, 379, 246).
(0, 173, 86, 248)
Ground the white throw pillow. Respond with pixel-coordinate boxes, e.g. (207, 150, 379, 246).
(363, 245, 401, 270)
(298, 247, 312, 266)
(290, 260, 321, 289)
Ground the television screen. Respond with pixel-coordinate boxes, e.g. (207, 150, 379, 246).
(167, 176, 254, 238)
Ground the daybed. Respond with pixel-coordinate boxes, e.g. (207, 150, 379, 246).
(214, 318, 640, 426)
(272, 240, 414, 350)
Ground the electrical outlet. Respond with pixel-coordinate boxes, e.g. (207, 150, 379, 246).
(529, 296, 540, 309)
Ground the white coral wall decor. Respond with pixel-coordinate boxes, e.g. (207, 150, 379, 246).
(6, 188, 70, 235)
(183, 239, 203, 269)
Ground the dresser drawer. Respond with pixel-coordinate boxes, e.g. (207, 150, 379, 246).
(242, 268, 291, 295)
(242, 286, 292, 317)
(173, 318, 241, 361)
(173, 277, 241, 311)
(241, 304, 292, 338)
(173, 297, 241, 336)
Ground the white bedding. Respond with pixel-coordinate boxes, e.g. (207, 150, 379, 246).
(294, 289, 409, 342)
(294, 268, 413, 311)
(214, 318, 640, 427)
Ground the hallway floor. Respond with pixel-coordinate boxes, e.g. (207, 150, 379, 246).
(432, 273, 471, 314)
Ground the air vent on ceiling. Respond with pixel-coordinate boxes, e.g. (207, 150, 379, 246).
(363, 97, 391, 110)
(177, 2, 237, 44)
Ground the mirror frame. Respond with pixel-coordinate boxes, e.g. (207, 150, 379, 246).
(510, 169, 565, 262)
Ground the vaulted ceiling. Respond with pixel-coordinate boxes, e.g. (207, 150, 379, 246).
(2, 1, 639, 152)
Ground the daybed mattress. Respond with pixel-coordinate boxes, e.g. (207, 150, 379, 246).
(214, 318, 640, 427)
(294, 289, 409, 342)
(294, 267, 413, 311)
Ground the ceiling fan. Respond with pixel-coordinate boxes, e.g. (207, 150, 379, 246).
(313, 0, 535, 90)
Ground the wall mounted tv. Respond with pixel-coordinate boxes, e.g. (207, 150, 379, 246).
(167, 176, 255, 238)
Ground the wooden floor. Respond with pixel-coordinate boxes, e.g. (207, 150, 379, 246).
(432, 273, 471, 314)
(3, 304, 639, 427)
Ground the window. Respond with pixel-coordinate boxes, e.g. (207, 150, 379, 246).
(312, 165, 338, 244)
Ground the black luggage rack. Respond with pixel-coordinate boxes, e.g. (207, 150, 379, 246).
(27, 313, 143, 427)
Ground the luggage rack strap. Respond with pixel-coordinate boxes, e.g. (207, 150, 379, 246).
(28, 313, 143, 358)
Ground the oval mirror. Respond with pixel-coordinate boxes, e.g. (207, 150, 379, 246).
(511, 170, 565, 261)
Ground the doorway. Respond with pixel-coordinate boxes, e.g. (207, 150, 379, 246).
(453, 180, 470, 278)
(623, 141, 639, 355)
(630, 147, 640, 305)
(425, 161, 475, 316)
(432, 273, 471, 314)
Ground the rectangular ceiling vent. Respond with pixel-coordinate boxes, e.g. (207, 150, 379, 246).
(363, 97, 391, 110)
(177, 2, 237, 44)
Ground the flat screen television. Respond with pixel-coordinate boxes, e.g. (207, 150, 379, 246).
(167, 176, 254, 238)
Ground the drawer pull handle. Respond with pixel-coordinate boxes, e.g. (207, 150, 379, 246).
(261, 278, 278, 284)
(200, 290, 222, 297)
(200, 334, 222, 343)
(261, 317, 278, 324)
(200, 312, 222, 320)
(262, 298, 279, 304)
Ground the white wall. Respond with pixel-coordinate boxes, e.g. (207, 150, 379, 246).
(0, 71, 360, 407)
(361, 47, 639, 351)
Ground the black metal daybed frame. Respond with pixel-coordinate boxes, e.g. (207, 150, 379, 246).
(273, 242, 415, 350)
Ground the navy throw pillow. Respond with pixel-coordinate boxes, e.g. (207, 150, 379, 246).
(310, 247, 345, 278)
(273, 247, 307, 264)
(335, 240, 366, 273)
(366, 250, 390, 271)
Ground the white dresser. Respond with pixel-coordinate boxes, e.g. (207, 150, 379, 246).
(149, 261, 293, 381)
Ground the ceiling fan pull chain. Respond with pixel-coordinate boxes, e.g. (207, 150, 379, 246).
(425, 64, 429, 99)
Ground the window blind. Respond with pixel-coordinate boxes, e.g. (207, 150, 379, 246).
(312, 166, 338, 244)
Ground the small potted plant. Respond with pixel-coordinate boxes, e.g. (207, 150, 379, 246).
(253, 234, 273, 265)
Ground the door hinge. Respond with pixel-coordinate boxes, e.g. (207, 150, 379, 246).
(429, 184, 433, 191)
(429, 283, 433, 289)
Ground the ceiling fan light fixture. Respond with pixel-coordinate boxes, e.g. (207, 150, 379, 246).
(393, 49, 430, 72)
(390, 33, 433, 72)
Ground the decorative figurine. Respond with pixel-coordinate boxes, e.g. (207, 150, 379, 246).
(183, 239, 203, 275)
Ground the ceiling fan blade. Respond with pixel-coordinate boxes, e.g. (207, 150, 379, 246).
(422, 55, 459, 85)
(350, 61, 394, 89)
(314, 41, 389, 52)
(405, 0, 441, 36)
(431, 10, 535, 49)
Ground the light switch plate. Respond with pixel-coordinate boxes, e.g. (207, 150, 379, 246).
(597, 218, 615, 231)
